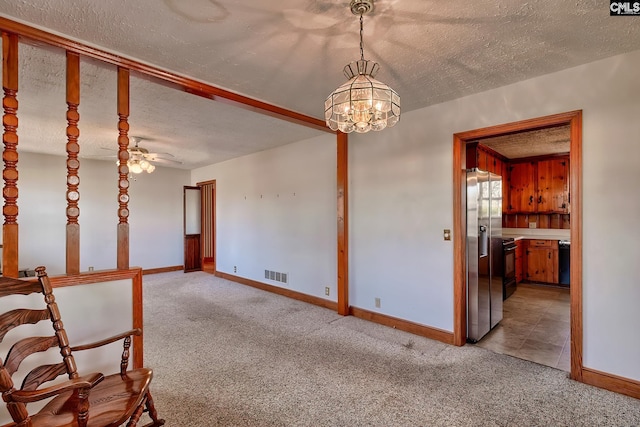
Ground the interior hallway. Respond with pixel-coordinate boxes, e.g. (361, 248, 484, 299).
(475, 283, 570, 370)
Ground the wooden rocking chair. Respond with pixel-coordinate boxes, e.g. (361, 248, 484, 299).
(0, 267, 164, 427)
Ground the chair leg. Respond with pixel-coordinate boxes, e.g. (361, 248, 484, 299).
(142, 391, 165, 426)
(126, 399, 146, 427)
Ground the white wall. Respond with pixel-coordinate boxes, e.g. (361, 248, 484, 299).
(195, 50, 640, 382)
(15, 152, 188, 274)
(349, 49, 640, 381)
(191, 134, 337, 301)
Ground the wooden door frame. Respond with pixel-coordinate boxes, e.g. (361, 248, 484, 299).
(452, 110, 583, 381)
(197, 179, 217, 274)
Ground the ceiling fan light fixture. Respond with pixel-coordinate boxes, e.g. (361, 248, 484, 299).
(139, 159, 150, 170)
(125, 137, 158, 174)
(325, 0, 400, 134)
(129, 160, 143, 174)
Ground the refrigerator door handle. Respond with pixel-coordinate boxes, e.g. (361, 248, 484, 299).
(479, 225, 488, 257)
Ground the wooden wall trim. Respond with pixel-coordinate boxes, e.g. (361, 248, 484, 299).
(2, 32, 19, 278)
(49, 268, 142, 288)
(65, 51, 81, 275)
(582, 368, 640, 400)
(131, 268, 143, 369)
(569, 111, 583, 382)
(336, 132, 349, 315)
(349, 307, 455, 345)
(142, 265, 183, 275)
(453, 110, 583, 381)
(452, 134, 466, 346)
(0, 17, 330, 133)
(216, 272, 338, 311)
(116, 67, 130, 270)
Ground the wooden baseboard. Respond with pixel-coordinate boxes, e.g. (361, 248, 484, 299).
(349, 307, 455, 345)
(581, 367, 640, 400)
(216, 272, 338, 311)
(142, 265, 182, 275)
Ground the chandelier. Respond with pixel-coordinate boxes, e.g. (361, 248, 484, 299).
(325, 0, 400, 133)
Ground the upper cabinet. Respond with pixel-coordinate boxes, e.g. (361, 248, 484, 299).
(468, 142, 570, 215)
(537, 158, 570, 213)
(507, 157, 570, 214)
(508, 161, 537, 213)
(467, 142, 505, 176)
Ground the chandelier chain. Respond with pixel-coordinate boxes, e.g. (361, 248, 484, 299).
(359, 13, 364, 61)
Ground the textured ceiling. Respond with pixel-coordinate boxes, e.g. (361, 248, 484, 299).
(480, 125, 570, 159)
(1, 1, 640, 168)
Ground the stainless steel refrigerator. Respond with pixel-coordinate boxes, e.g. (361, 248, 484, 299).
(467, 169, 503, 342)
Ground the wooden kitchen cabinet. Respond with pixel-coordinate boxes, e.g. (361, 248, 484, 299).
(507, 156, 570, 214)
(508, 161, 537, 213)
(537, 158, 569, 213)
(515, 240, 524, 283)
(525, 239, 558, 284)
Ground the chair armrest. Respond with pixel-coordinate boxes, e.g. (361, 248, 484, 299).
(70, 328, 142, 352)
(9, 373, 104, 403)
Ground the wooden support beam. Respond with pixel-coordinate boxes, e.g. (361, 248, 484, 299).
(2, 32, 19, 278)
(66, 51, 81, 275)
(337, 132, 349, 315)
(0, 17, 330, 133)
(117, 67, 130, 270)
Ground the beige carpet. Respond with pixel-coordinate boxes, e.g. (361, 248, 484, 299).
(140, 271, 640, 426)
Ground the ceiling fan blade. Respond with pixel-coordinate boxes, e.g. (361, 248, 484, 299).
(147, 151, 175, 158)
(149, 157, 183, 165)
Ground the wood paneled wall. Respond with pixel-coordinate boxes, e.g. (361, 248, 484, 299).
(503, 213, 570, 229)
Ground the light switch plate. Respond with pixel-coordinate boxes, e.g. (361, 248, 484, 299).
(444, 229, 451, 241)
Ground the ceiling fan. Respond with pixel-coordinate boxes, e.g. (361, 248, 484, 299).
(102, 136, 181, 174)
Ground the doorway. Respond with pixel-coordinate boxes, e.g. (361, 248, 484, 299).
(183, 181, 217, 274)
(452, 111, 583, 381)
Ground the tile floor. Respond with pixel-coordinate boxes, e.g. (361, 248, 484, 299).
(475, 283, 571, 371)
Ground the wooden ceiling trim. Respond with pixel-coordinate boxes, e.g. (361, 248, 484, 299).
(0, 16, 332, 133)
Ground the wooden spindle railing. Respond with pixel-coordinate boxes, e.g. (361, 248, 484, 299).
(116, 67, 130, 270)
(2, 32, 19, 278)
(66, 51, 81, 275)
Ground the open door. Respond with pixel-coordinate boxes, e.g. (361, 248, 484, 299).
(184, 186, 202, 272)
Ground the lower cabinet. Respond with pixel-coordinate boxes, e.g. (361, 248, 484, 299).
(525, 239, 559, 284)
(515, 240, 524, 283)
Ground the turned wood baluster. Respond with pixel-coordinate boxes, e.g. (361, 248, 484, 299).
(117, 67, 130, 270)
(66, 52, 81, 275)
(120, 335, 131, 376)
(2, 32, 19, 278)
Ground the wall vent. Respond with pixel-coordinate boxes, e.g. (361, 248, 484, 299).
(264, 269, 288, 284)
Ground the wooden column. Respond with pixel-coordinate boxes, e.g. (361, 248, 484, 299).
(117, 67, 130, 270)
(66, 52, 81, 274)
(2, 32, 19, 278)
(337, 132, 349, 315)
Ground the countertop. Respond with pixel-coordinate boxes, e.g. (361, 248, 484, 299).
(502, 228, 570, 241)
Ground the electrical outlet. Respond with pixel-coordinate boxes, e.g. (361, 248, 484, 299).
(325, 287, 330, 296)
(375, 297, 381, 308)
(529, 222, 537, 229)
(233, 265, 237, 273)
(88, 266, 94, 272)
